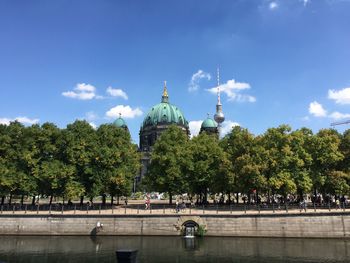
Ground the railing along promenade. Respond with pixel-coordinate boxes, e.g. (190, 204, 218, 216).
(0, 202, 349, 215)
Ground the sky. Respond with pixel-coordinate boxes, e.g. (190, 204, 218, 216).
(1, 0, 350, 143)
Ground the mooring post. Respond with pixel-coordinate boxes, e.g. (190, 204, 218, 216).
(74, 204, 76, 214)
(150, 205, 152, 214)
(61, 205, 64, 214)
(37, 204, 39, 214)
(137, 205, 139, 214)
(272, 203, 275, 213)
(25, 204, 27, 214)
(87, 205, 89, 214)
(202, 204, 204, 214)
(314, 203, 316, 212)
(12, 205, 15, 214)
(244, 205, 246, 214)
(112, 204, 114, 214)
(124, 205, 126, 214)
(163, 204, 165, 214)
(216, 204, 218, 214)
(258, 205, 260, 214)
(328, 202, 331, 211)
(0, 205, 3, 214)
(285, 204, 288, 213)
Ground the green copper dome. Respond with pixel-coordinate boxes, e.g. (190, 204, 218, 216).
(201, 117, 218, 129)
(141, 84, 189, 129)
(113, 115, 127, 128)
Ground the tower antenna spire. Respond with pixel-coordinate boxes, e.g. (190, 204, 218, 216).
(214, 66, 225, 137)
(217, 67, 221, 105)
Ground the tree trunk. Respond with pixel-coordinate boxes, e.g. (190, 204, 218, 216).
(8, 194, 12, 205)
(80, 196, 84, 206)
(1, 196, 4, 205)
(102, 194, 106, 206)
(49, 195, 53, 205)
(111, 195, 114, 206)
(228, 192, 231, 204)
(117, 195, 120, 205)
(236, 193, 239, 204)
(169, 192, 172, 205)
(204, 188, 208, 203)
(32, 195, 36, 206)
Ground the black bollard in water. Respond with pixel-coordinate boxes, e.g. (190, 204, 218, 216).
(116, 249, 138, 263)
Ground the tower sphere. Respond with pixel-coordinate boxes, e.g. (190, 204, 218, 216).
(214, 111, 225, 124)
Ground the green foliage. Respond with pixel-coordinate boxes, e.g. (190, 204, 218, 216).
(144, 125, 190, 203)
(195, 225, 207, 237)
(0, 120, 138, 203)
(0, 120, 349, 203)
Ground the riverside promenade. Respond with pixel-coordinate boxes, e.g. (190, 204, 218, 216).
(1, 200, 350, 238)
(0, 199, 349, 216)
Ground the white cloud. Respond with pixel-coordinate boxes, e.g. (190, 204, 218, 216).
(62, 83, 97, 100)
(189, 120, 202, 138)
(221, 120, 240, 137)
(0, 116, 39, 125)
(309, 101, 327, 117)
(328, 111, 350, 120)
(301, 0, 309, 6)
(89, 122, 97, 129)
(328, 87, 350, 104)
(106, 87, 128, 100)
(269, 2, 278, 10)
(106, 105, 143, 119)
(188, 70, 211, 92)
(207, 79, 256, 103)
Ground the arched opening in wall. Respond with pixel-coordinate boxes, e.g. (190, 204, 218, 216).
(182, 220, 198, 238)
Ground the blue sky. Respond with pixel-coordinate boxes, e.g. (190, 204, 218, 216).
(1, 0, 350, 143)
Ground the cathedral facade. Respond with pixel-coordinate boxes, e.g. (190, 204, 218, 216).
(113, 80, 224, 183)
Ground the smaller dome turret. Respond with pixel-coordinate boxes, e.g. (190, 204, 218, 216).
(113, 113, 129, 131)
(200, 114, 218, 136)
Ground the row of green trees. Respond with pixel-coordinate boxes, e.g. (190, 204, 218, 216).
(1, 120, 349, 206)
(0, 120, 139, 205)
(144, 125, 350, 204)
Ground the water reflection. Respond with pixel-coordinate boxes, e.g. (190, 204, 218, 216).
(0, 235, 349, 263)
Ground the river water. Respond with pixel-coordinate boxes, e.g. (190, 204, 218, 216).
(0, 236, 349, 263)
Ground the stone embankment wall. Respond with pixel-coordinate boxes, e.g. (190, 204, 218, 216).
(0, 213, 349, 238)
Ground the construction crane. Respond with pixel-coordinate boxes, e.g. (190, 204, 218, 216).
(331, 120, 350, 127)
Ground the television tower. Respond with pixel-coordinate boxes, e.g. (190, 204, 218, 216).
(214, 67, 225, 136)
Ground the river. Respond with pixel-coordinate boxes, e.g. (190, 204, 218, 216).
(0, 236, 349, 262)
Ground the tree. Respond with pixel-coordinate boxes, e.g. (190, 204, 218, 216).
(323, 171, 350, 197)
(188, 132, 229, 204)
(95, 124, 140, 205)
(221, 126, 264, 203)
(261, 125, 296, 202)
(340, 129, 350, 173)
(309, 129, 343, 197)
(62, 120, 98, 205)
(288, 128, 313, 200)
(144, 125, 190, 204)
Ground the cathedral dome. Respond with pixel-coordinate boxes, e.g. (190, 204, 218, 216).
(113, 114, 128, 129)
(141, 84, 189, 129)
(201, 116, 218, 129)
